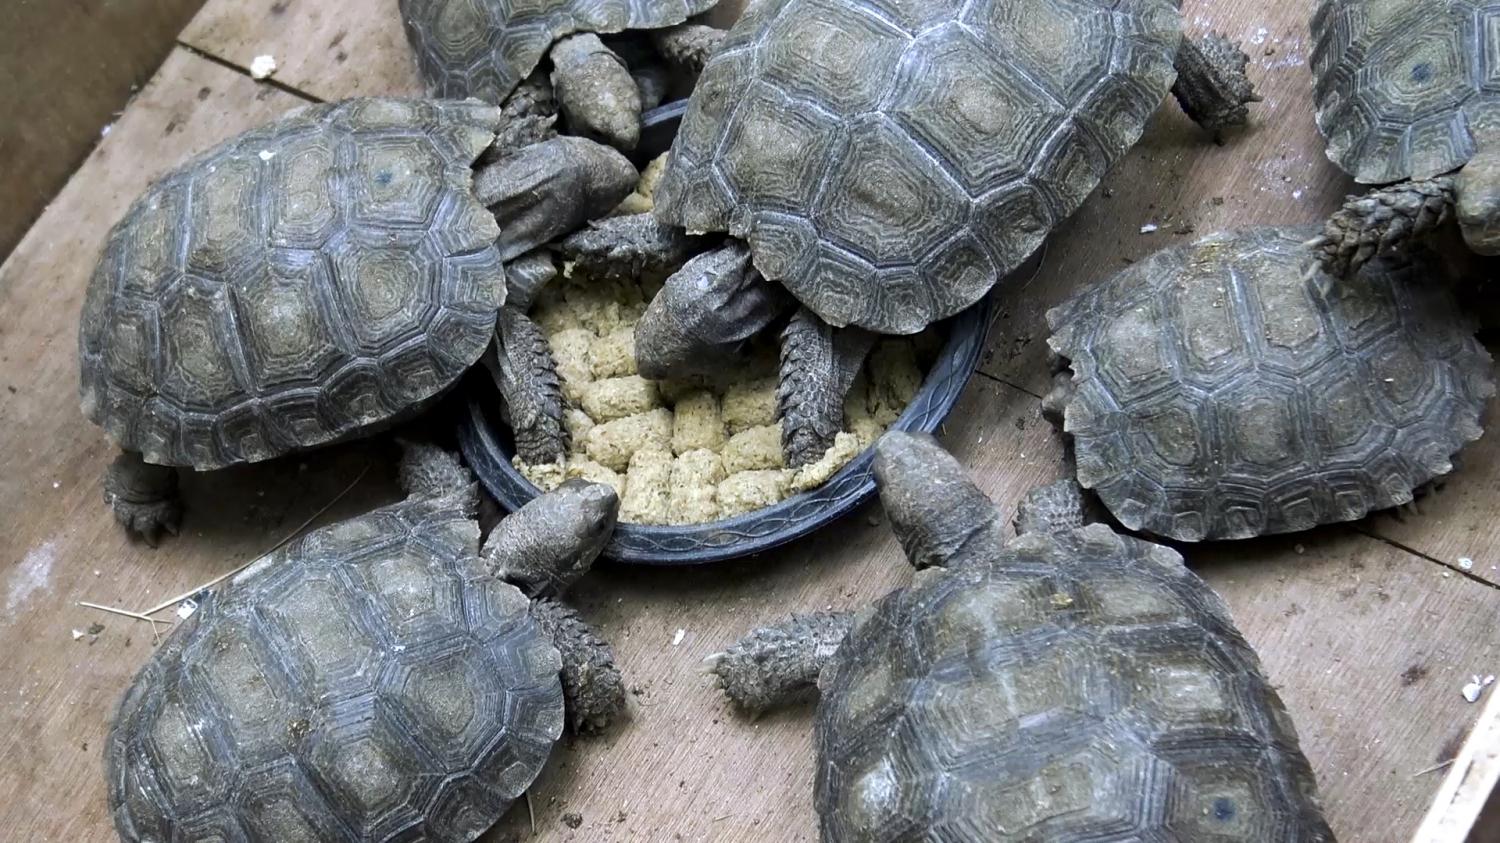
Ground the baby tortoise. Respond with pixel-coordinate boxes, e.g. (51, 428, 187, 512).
(1045, 227, 1492, 541)
(80, 98, 635, 542)
(709, 432, 1333, 841)
(1309, 0, 1500, 276)
(400, 0, 724, 150)
(647, 0, 1257, 465)
(106, 443, 625, 842)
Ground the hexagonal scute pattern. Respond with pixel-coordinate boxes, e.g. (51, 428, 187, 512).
(105, 495, 565, 842)
(813, 525, 1332, 842)
(399, 0, 717, 103)
(655, 0, 1182, 333)
(1046, 227, 1492, 541)
(79, 98, 507, 470)
(1311, 0, 1500, 183)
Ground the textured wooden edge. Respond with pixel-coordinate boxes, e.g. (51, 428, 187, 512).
(1413, 688, 1500, 843)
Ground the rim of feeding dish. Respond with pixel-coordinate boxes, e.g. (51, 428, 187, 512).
(457, 292, 996, 566)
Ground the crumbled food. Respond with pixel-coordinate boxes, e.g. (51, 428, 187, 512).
(721, 375, 779, 435)
(672, 391, 725, 454)
(718, 470, 792, 518)
(611, 153, 668, 216)
(621, 447, 674, 524)
(791, 432, 862, 493)
(515, 161, 928, 523)
(721, 424, 786, 474)
(583, 408, 674, 471)
(565, 456, 624, 497)
(668, 449, 726, 524)
(590, 325, 637, 378)
(580, 375, 662, 422)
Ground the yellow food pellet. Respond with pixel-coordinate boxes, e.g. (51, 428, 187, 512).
(563, 408, 595, 444)
(790, 432, 862, 493)
(549, 328, 595, 403)
(717, 470, 792, 519)
(515, 456, 565, 492)
(564, 456, 624, 498)
(580, 375, 662, 422)
(672, 391, 725, 455)
(668, 449, 725, 525)
(584, 408, 673, 471)
(721, 424, 786, 474)
(610, 153, 669, 215)
(721, 375, 779, 435)
(590, 326, 637, 378)
(620, 447, 674, 525)
(869, 341, 923, 426)
(534, 297, 579, 336)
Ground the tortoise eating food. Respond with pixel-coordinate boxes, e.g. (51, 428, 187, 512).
(1044, 226, 1493, 541)
(105, 443, 625, 841)
(708, 432, 1334, 841)
(400, 0, 726, 150)
(79, 97, 637, 542)
(1309, 0, 1500, 276)
(643, 0, 1260, 466)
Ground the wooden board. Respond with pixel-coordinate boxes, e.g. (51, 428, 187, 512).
(1414, 686, 1500, 842)
(1, 1, 1499, 842)
(0, 0, 206, 260)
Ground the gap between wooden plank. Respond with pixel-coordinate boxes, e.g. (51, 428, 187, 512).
(1358, 528, 1500, 594)
(174, 40, 323, 104)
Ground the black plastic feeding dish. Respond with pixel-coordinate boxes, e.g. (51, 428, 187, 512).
(456, 100, 998, 564)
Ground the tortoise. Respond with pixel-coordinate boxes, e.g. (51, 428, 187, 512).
(105, 443, 625, 841)
(708, 432, 1334, 841)
(1044, 226, 1493, 542)
(1309, 0, 1500, 276)
(644, 0, 1260, 467)
(399, 0, 725, 151)
(79, 97, 638, 542)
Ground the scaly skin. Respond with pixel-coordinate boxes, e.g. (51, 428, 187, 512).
(1309, 177, 1457, 277)
(104, 451, 181, 546)
(776, 308, 875, 468)
(649, 23, 726, 74)
(1171, 33, 1260, 137)
(549, 32, 642, 151)
(704, 612, 855, 715)
(491, 306, 568, 465)
(473, 136, 638, 261)
(634, 242, 794, 379)
(555, 212, 699, 282)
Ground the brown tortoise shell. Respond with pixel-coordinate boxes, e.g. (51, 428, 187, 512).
(816, 522, 1333, 841)
(106, 493, 565, 842)
(79, 98, 508, 471)
(654, 0, 1185, 334)
(1048, 227, 1493, 542)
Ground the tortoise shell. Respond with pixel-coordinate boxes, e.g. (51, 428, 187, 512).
(816, 524, 1332, 841)
(78, 98, 507, 471)
(1311, 0, 1500, 184)
(400, 0, 718, 104)
(105, 494, 565, 842)
(654, 0, 1184, 334)
(1047, 227, 1493, 541)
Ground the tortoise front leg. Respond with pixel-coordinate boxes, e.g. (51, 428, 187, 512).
(705, 612, 855, 715)
(1171, 33, 1259, 138)
(777, 308, 875, 468)
(1308, 177, 1457, 277)
(531, 597, 627, 733)
(104, 451, 181, 546)
(649, 23, 726, 75)
(548, 33, 643, 152)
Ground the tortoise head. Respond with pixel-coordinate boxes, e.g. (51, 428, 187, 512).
(483, 480, 619, 597)
(872, 432, 1005, 571)
(1457, 147, 1500, 255)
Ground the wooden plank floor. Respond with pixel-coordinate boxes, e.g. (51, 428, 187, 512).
(0, 0, 1496, 841)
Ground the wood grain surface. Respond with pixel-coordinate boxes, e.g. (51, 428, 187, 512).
(1, 0, 1497, 841)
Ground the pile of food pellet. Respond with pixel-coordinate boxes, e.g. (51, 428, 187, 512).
(514, 260, 935, 526)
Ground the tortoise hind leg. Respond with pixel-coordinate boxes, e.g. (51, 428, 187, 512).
(104, 452, 181, 546)
(1171, 33, 1259, 138)
(777, 308, 876, 468)
(548, 33, 642, 152)
(1308, 177, 1457, 277)
(704, 612, 855, 716)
